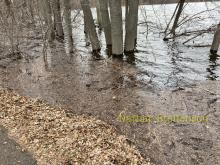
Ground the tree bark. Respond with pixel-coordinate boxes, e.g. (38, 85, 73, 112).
(96, 0, 102, 29)
(125, 0, 129, 23)
(109, 0, 123, 56)
(125, 0, 129, 33)
(99, 0, 112, 47)
(43, 0, 55, 42)
(51, 0, 64, 39)
(63, 0, 74, 53)
(163, 2, 179, 40)
(171, 0, 185, 36)
(84, 14, 88, 34)
(125, 0, 139, 53)
(134, 0, 139, 47)
(210, 23, 220, 54)
(81, 0, 101, 52)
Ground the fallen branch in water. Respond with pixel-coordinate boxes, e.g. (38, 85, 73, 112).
(164, 26, 215, 41)
(186, 44, 211, 48)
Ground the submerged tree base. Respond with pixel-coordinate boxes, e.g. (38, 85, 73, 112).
(112, 54, 124, 59)
(92, 49, 101, 55)
(124, 50, 135, 55)
(210, 49, 218, 55)
(163, 37, 169, 41)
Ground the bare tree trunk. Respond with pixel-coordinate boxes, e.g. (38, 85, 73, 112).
(109, 0, 123, 56)
(125, 0, 129, 23)
(210, 23, 220, 54)
(99, 0, 112, 47)
(40, 0, 55, 42)
(84, 14, 88, 34)
(134, 0, 139, 47)
(125, 0, 129, 34)
(51, 0, 64, 39)
(63, 0, 73, 53)
(45, 0, 55, 42)
(163, 2, 179, 40)
(125, 0, 139, 53)
(81, 0, 101, 53)
(96, 0, 102, 29)
(171, 0, 185, 36)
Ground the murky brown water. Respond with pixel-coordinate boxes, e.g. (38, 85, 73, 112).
(0, 2, 220, 165)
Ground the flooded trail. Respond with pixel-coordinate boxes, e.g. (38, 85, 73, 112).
(0, 2, 220, 165)
(0, 40, 220, 164)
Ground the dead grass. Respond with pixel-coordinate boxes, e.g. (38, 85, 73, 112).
(0, 89, 151, 165)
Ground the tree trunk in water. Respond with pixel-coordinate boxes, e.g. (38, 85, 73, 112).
(171, 0, 185, 36)
(84, 14, 88, 34)
(125, 0, 129, 32)
(51, 0, 64, 39)
(63, 0, 73, 53)
(163, 2, 179, 40)
(96, 0, 102, 29)
(125, 0, 129, 21)
(99, 0, 112, 47)
(109, 0, 123, 56)
(81, 0, 101, 53)
(210, 23, 220, 54)
(124, 0, 139, 53)
(134, 0, 139, 47)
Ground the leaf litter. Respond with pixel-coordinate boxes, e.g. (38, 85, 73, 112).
(0, 89, 152, 165)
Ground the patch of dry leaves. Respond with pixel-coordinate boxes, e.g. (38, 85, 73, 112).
(0, 89, 151, 165)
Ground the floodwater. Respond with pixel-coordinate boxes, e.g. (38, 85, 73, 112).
(0, 2, 220, 165)
(73, 2, 220, 88)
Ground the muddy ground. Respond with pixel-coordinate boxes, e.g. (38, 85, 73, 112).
(0, 39, 220, 165)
